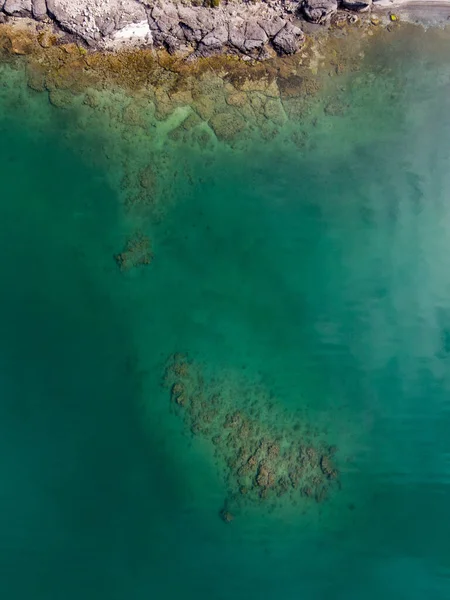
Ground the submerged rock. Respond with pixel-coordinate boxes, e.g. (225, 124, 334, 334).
(114, 231, 153, 272)
(220, 509, 234, 523)
(46, 0, 150, 46)
(209, 111, 246, 141)
(32, 0, 47, 20)
(162, 354, 340, 515)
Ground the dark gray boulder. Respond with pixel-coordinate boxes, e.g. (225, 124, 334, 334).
(228, 20, 246, 53)
(3, 0, 32, 16)
(32, 0, 47, 20)
(302, 0, 338, 23)
(258, 16, 287, 39)
(272, 22, 305, 55)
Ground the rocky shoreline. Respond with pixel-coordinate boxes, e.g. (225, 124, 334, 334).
(0, 1, 449, 60)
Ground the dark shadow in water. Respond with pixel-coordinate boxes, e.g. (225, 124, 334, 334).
(0, 118, 183, 599)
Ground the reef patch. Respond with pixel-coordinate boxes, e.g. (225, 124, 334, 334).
(163, 353, 340, 518)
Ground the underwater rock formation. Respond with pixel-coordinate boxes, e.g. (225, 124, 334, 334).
(163, 353, 340, 517)
(114, 231, 153, 271)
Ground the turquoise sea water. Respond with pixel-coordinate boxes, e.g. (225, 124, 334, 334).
(1, 28, 450, 599)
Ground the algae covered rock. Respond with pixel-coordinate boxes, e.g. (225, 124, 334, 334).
(26, 63, 47, 91)
(48, 89, 75, 109)
(209, 111, 246, 141)
(264, 98, 287, 126)
(220, 508, 234, 523)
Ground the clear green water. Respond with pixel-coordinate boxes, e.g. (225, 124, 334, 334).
(1, 30, 450, 599)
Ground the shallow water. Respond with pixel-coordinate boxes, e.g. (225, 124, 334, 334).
(0, 27, 450, 599)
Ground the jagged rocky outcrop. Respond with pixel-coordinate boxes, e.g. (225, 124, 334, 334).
(147, 4, 304, 58)
(301, 0, 338, 23)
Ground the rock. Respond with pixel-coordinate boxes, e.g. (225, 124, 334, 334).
(32, 0, 47, 20)
(37, 29, 56, 47)
(48, 88, 74, 109)
(226, 91, 247, 108)
(163, 352, 340, 514)
(26, 63, 47, 91)
(47, 0, 149, 45)
(243, 20, 268, 53)
(114, 232, 153, 272)
(150, 4, 238, 56)
(8, 31, 33, 53)
(220, 508, 234, 523)
(340, 0, 372, 11)
(272, 22, 305, 55)
(258, 16, 286, 38)
(302, 0, 338, 23)
(150, 5, 304, 59)
(149, 5, 186, 51)
(320, 455, 338, 479)
(176, 7, 203, 42)
(228, 20, 246, 53)
(199, 24, 228, 50)
(3, 0, 32, 16)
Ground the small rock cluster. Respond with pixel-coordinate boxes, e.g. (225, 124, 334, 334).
(114, 231, 153, 271)
(163, 353, 339, 518)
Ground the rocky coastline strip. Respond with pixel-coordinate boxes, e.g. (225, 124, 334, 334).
(0, 1, 449, 61)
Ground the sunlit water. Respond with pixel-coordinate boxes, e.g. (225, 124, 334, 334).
(0, 27, 449, 599)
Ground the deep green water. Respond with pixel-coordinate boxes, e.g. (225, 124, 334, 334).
(1, 28, 450, 599)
